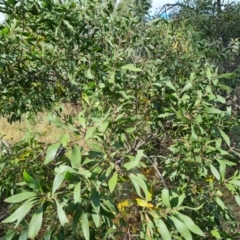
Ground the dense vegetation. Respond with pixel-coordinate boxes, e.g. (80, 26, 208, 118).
(0, 0, 240, 239)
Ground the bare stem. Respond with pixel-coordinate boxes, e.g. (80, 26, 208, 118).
(143, 154, 168, 189)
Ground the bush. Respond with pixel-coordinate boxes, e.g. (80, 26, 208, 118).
(0, 0, 240, 239)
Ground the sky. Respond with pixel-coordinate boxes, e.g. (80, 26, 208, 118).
(150, 0, 176, 11)
(150, 0, 176, 15)
(0, 0, 175, 23)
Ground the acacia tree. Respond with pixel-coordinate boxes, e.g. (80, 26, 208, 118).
(1, 0, 240, 239)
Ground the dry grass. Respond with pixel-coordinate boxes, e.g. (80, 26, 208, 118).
(0, 115, 64, 143)
(0, 103, 82, 144)
(0, 110, 70, 144)
(219, 188, 240, 236)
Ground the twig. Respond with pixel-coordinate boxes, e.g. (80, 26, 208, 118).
(143, 154, 168, 189)
(148, 155, 175, 162)
(127, 227, 131, 240)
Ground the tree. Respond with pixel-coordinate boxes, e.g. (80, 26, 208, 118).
(116, 0, 152, 19)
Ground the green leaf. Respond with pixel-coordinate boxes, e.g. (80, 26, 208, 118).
(177, 213, 204, 236)
(86, 68, 94, 79)
(135, 149, 144, 162)
(146, 216, 154, 239)
(23, 170, 42, 192)
(129, 174, 149, 200)
(191, 125, 198, 139)
(170, 215, 192, 240)
(2, 231, 16, 240)
(216, 190, 223, 197)
(64, 171, 80, 182)
(19, 229, 28, 240)
(52, 116, 67, 129)
(78, 168, 92, 178)
(177, 205, 199, 211)
(100, 121, 109, 132)
(59, 134, 70, 147)
(123, 150, 143, 170)
(181, 82, 192, 93)
(215, 197, 226, 209)
(190, 72, 195, 81)
(235, 195, 240, 206)
(108, 72, 115, 83)
(129, 176, 143, 197)
(55, 200, 69, 226)
(91, 165, 103, 175)
(2, 200, 37, 226)
(68, 145, 82, 168)
(206, 68, 212, 80)
(85, 127, 96, 140)
(82, 93, 90, 105)
(123, 160, 138, 170)
(108, 171, 118, 193)
(124, 127, 135, 133)
(211, 229, 221, 238)
(153, 82, 162, 88)
(225, 183, 235, 192)
(43, 230, 53, 240)
(217, 72, 236, 79)
(121, 64, 142, 72)
(175, 193, 186, 207)
(210, 164, 220, 180)
(216, 95, 226, 104)
(86, 141, 103, 153)
(44, 142, 61, 165)
(217, 83, 232, 92)
(158, 113, 174, 118)
(74, 182, 81, 204)
(102, 199, 118, 214)
(166, 81, 176, 91)
(63, 20, 74, 31)
(4, 192, 37, 203)
(229, 179, 240, 187)
(218, 160, 226, 180)
(56, 165, 78, 174)
(91, 188, 100, 213)
(78, 117, 86, 128)
(92, 213, 100, 228)
(219, 128, 230, 148)
(105, 165, 114, 178)
(226, 106, 232, 116)
(162, 189, 171, 208)
(206, 107, 223, 114)
(81, 213, 90, 240)
(195, 114, 203, 123)
(155, 219, 172, 240)
(28, 205, 43, 239)
(73, 209, 82, 233)
(52, 173, 65, 195)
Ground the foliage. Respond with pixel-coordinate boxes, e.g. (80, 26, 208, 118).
(116, 0, 152, 18)
(0, 0, 240, 239)
(170, 0, 240, 77)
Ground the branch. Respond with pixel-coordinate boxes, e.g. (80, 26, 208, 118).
(158, 2, 231, 17)
(143, 153, 168, 189)
(156, 3, 193, 16)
